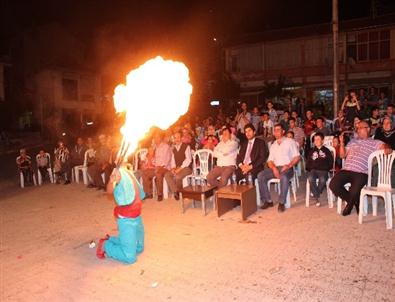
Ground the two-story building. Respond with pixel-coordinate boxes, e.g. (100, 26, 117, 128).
(224, 14, 395, 115)
(28, 66, 102, 137)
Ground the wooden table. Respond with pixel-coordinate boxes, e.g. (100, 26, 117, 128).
(216, 185, 257, 220)
(180, 185, 216, 215)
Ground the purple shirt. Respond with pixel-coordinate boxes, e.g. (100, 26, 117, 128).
(344, 138, 383, 174)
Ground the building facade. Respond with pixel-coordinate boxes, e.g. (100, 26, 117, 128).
(224, 15, 395, 116)
(30, 67, 102, 137)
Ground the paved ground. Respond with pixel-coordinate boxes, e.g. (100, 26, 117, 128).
(1, 178, 394, 302)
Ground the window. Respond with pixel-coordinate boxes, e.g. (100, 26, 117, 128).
(380, 30, 390, 59)
(231, 55, 239, 72)
(347, 29, 391, 62)
(62, 79, 78, 100)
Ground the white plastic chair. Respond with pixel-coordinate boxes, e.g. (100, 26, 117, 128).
(134, 148, 148, 172)
(74, 149, 94, 185)
(36, 153, 54, 185)
(17, 155, 37, 188)
(19, 170, 37, 188)
(187, 149, 214, 185)
(267, 168, 297, 209)
(324, 136, 334, 147)
(309, 132, 316, 148)
(305, 146, 336, 208)
(359, 150, 395, 230)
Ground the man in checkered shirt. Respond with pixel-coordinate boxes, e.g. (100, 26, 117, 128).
(329, 121, 392, 216)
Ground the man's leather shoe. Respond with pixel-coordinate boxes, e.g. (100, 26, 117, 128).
(342, 202, 354, 216)
(174, 192, 180, 201)
(157, 195, 163, 202)
(260, 202, 273, 210)
(278, 203, 285, 213)
(144, 194, 153, 200)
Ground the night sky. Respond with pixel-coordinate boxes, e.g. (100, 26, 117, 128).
(2, 0, 394, 38)
(1, 0, 394, 93)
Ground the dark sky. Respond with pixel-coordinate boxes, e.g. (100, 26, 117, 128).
(2, 0, 395, 41)
(1, 0, 394, 88)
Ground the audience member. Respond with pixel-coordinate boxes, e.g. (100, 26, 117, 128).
(306, 133, 334, 207)
(164, 131, 193, 200)
(37, 149, 50, 182)
(341, 90, 360, 126)
(288, 117, 305, 149)
(16, 148, 34, 185)
(54, 140, 70, 184)
(258, 124, 300, 212)
(207, 127, 239, 188)
(329, 121, 392, 216)
(235, 123, 268, 183)
(142, 132, 172, 201)
(87, 134, 111, 190)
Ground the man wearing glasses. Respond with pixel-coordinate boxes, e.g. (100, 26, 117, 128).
(329, 121, 392, 216)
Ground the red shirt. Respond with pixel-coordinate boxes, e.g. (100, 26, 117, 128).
(304, 119, 316, 136)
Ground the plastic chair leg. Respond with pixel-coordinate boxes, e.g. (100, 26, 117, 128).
(74, 168, 80, 183)
(20, 172, 24, 188)
(372, 196, 378, 216)
(82, 169, 88, 185)
(358, 194, 365, 224)
(385, 193, 393, 230)
(305, 181, 310, 207)
(48, 169, 54, 183)
(37, 170, 42, 185)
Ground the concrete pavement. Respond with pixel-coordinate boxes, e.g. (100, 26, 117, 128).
(1, 179, 394, 302)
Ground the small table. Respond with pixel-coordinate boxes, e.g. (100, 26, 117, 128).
(216, 185, 257, 220)
(180, 185, 217, 215)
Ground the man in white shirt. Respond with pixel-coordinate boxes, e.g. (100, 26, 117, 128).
(257, 124, 300, 212)
(207, 127, 239, 188)
(164, 131, 193, 200)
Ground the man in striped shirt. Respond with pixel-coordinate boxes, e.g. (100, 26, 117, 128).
(329, 121, 392, 216)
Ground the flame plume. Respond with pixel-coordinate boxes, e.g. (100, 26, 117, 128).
(113, 56, 193, 163)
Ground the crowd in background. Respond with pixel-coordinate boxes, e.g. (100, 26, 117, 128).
(16, 89, 395, 214)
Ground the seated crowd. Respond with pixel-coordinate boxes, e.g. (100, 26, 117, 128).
(17, 93, 395, 217)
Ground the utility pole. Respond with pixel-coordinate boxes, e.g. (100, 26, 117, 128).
(332, 0, 339, 118)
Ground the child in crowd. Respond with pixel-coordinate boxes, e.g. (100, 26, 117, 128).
(306, 133, 334, 207)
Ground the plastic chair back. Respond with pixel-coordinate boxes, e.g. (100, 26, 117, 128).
(194, 149, 214, 178)
(134, 148, 148, 171)
(367, 150, 395, 189)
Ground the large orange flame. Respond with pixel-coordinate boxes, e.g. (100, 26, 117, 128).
(113, 56, 193, 159)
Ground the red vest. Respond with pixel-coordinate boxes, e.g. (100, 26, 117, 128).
(113, 177, 142, 219)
